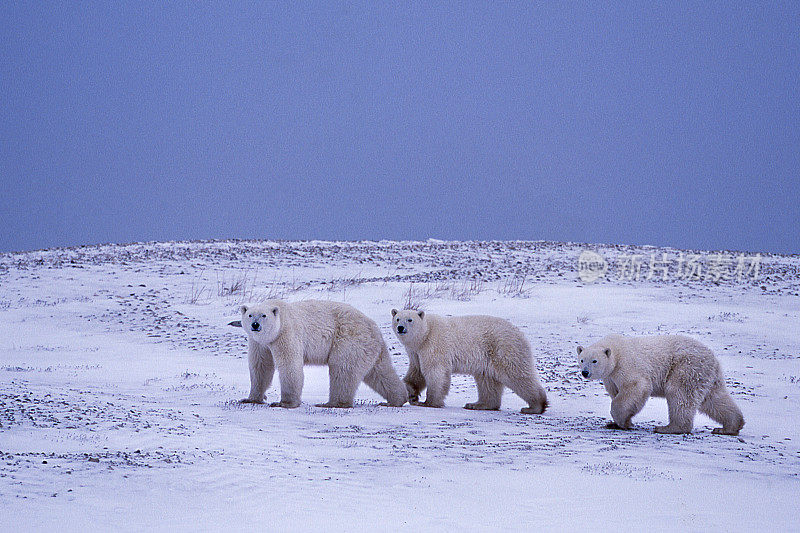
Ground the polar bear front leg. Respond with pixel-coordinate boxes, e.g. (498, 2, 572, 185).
(603, 378, 619, 399)
(271, 353, 303, 408)
(608, 381, 650, 429)
(419, 365, 450, 408)
(241, 339, 274, 404)
(403, 352, 426, 404)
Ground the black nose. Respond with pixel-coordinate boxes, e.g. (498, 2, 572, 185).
(397, 325, 406, 334)
(251, 322, 260, 331)
(581, 370, 590, 378)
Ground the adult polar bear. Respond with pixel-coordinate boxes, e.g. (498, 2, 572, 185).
(578, 334, 745, 435)
(239, 300, 408, 408)
(391, 309, 548, 414)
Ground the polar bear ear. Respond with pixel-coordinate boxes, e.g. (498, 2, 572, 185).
(240, 305, 248, 314)
(577, 346, 583, 355)
(391, 309, 398, 317)
(417, 310, 425, 319)
(604, 348, 611, 357)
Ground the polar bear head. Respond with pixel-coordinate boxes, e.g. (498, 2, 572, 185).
(240, 303, 281, 345)
(576, 344, 613, 380)
(391, 309, 428, 347)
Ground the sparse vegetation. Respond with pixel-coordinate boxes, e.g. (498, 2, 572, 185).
(448, 278, 484, 301)
(325, 271, 364, 292)
(402, 282, 427, 310)
(707, 312, 745, 323)
(216, 271, 251, 297)
(186, 282, 209, 304)
(498, 273, 529, 297)
(248, 275, 291, 302)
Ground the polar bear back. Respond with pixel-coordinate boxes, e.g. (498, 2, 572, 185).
(425, 314, 532, 373)
(604, 334, 722, 394)
(277, 300, 383, 365)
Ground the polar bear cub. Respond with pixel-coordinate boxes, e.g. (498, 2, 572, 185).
(391, 309, 548, 414)
(578, 334, 745, 435)
(239, 300, 408, 408)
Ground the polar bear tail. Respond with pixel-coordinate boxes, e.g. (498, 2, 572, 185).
(363, 344, 409, 407)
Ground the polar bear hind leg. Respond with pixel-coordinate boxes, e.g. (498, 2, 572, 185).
(317, 340, 373, 408)
(317, 362, 361, 408)
(489, 351, 547, 414)
(501, 372, 548, 414)
(700, 380, 745, 435)
(655, 378, 701, 434)
(655, 394, 695, 434)
(464, 374, 503, 410)
(363, 345, 408, 407)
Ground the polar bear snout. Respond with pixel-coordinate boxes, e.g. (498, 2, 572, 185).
(581, 370, 590, 379)
(250, 321, 261, 332)
(396, 325, 407, 334)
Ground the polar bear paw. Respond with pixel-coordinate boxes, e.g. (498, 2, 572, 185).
(240, 398, 265, 404)
(711, 427, 740, 436)
(270, 400, 300, 408)
(654, 424, 691, 434)
(464, 402, 500, 411)
(315, 401, 354, 409)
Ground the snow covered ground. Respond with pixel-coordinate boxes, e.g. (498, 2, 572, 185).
(1, 240, 798, 531)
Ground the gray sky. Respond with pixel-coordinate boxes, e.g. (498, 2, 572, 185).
(1, 3, 798, 254)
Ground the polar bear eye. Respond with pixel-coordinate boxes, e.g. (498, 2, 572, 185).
(248, 314, 252, 318)
(407, 318, 412, 322)
(592, 359, 597, 364)
(261, 314, 266, 318)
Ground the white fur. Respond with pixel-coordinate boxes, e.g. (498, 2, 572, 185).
(578, 334, 745, 435)
(391, 309, 548, 414)
(240, 300, 408, 408)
